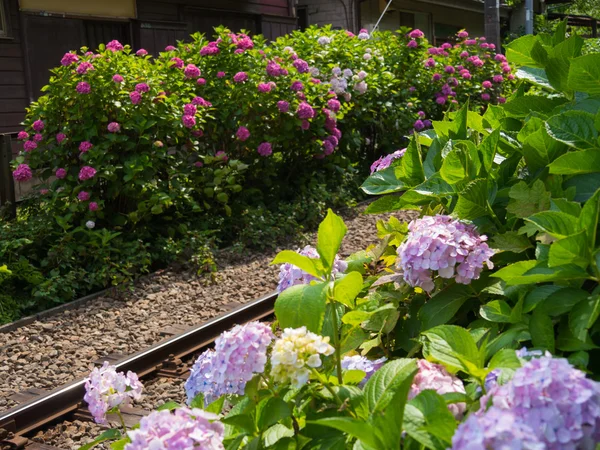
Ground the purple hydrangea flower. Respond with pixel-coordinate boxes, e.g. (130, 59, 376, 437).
(458, 30, 469, 38)
(192, 96, 211, 107)
(24, 141, 37, 152)
(112, 74, 124, 83)
(397, 215, 494, 291)
(185, 322, 273, 405)
(61, 52, 79, 66)
(266, 60, 285, 77)
(277, 100, 289, 113)
(89, 202, 98, 212)
(293, 58, 309, 73)
(277, 245, 348, 292)
(170, 57, 184, 69)
(135, 83, 149, 93)
(126, 408, 224, 450)
(407, 39, 418, 48)
(425, 58, 436, 68)
(83, 362, 142, 425)
(78, 166, 97, 181)
(257, 82, 272, 93)
(432, 73, 442, 81)
(445, 65, 455, 74)
(327, 98, 341, 112)
(410, 359, 466, 418)
(414, 119, 425, 131)
(290, 81, 303, 91)
(76, 82, 91, 94)
(33, 133, 43, 142)
(55, 168, 67, 179)
(493, 75, 504, 83)
(236, 126, 250, 141)
(12, 164, 32, 182)
(341, 355, 387, 386)
(33, 119, 45, 132)
(79, 141, 93, 153)
(257, 142, 272, 156)
(129, 91, 142, 104)
(296, 101, 315, 119)
(233, 71, 248, 83)
(370, 148, 406, 174)
(184, 64, 201, 79)
(481, 93, 491, 101)
(77, 191, 90, 201)
(182, 115, 196, 129)
(200, 42, 220, 56)
(197, 78, 206, 85)
(106, 40, 124, 52)
(482, 80, 493, 89)
(107, 122, 120, 133)
(76, 62, 94, 75)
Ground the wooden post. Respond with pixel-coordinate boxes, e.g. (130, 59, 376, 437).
(0, 134, 17, 219)
(484, 0, 501, 52)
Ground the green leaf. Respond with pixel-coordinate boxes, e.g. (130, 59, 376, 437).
(156, 401, 180, 411)
(206, 396, 225, 414)
(419, 284, 471, 331)
(360, 165, 406, 195)
(569, 295, 600, 341)
(503, 96, 567, 118)
(274, 282, 328, 333)
(546, 111, 598, 149)
(271, 250, 323, 279)
(454, 178, 489, 220)
(263, 424, 294, 447)
(309, 417, 380, 449)
(545, 36, 584, 93)
(334, 271, 364, 308)
(488, 348, 521, 369)
(578, 188, 600, 248)
(492, 260, 589, 285)
(525, 211, 579, 238)
(257, 397, 291, 431)
(400, 138, 425, 187)
(505, 35, 539, 67)
(537, 287, 590, 317)
(421, 325, 482, 374)
(480, 300, 513, 323)
(564, 173, 600, 202)
(404, 391, 457, 450)
(551, 198, 581, 217)
(549, 150, 600, 175)
(440, 148, 467, 185)
(490, 231, 533, 253)
(78, 429, 122, 450)
(548, 230, 590, 268)
(480, 128, 500, 172)
(364, 359, 417, 413)
(522, 126, 567, 172)
(449, 102, 468, 140)
(568, 53, 600, 95)
(317, 209, 347, 272)
(516, 67, 553, 90)
(109, 438, 130, 450)
(530, 309, 555, 353)
(557, 320, 599, 351)
(364, 190, 430, 214)
(506, 180, 550, 218)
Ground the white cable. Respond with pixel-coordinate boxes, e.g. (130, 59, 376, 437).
(373, 0, 394, 32)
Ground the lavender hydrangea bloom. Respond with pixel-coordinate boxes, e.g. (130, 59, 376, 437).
(452, 407, 544, 450)
(369, 148, 406, 174)
(397, 215, 494, 292)
(83, 362, 143, 424)
(341, 355, 387, 386)
(409, 359, 466, 418)
(276, 245, 348, 292)
(185, 321, 273, 405)
(125, 408, 225, 450)
(482, 353, 600, 449)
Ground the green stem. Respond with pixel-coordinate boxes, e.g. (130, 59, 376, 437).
(486, 201, 505, 232)
(116, 409, 127, 433)
(328, 282, 344, 385)
(311, 368, 356, 418)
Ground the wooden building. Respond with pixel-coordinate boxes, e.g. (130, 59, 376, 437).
(0, 0, 297, 134)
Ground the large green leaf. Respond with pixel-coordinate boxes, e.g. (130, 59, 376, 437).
(530, 309, 555, 353)
(480, 300, 513, 323)
(568, 53, 600, 95)
(263, 424, 294, 448)
(536, 287, 589, 316)
(317, 209, 347, 272)
(404, 391, 457, 450)
(569, 295, 600, 341)
(309, 417, 380, 450)
(548, 230, 590, 268)
(271, 250, 323, 279)
(274, 282, 328, 333)
(503, 96, 567, 118)
(364, 190, 430, 214)
(515, 67, 553, 90)
(546, 111, 598, 149)
(506, 180, 550, 218)
(525, 211, 579, 238)
(490, 231, 533, 253)
(545, 36, 583, 93)
(419, 284, 471, 330)
(578, 188, 600, 248)
(522, 126, 567, 172)
(440, 148, 467, 184)
(421, 325, 482, 375)
(364, 358, 417, 413)
(479, 128, 500, 172)
(361, 165, 406, 195)
(400, 139, 425, 187)
(505, 35, 539, 67)
(492, 260, 589, 285)
(78, 429, 122, 450)
(564, 173, 600, 202)
(549, 150, 600, 175)
(257, 397, 292, 431)
(334, 271, 364, 308)
(453, 178, 489, 220)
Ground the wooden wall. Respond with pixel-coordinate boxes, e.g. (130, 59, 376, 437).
(0, 0, 29, 134)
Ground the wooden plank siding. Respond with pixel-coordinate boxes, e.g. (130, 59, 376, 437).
(0, 0, 29, 133)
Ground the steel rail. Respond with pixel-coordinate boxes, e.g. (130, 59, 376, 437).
(0, 291, 277, 436)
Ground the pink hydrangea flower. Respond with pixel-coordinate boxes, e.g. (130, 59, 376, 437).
(493, 75, 504, 83)
(498, 97, 506, 104)
(233, 72, 248, 83)
(266, 60, 285, 77)
(457, 30, 469, 38)
(24, 141, 37, 152)
(197, 77, 206, 85)
(183, 103, 197, 116)
(182, 115, 196, 128)
(465, 39, 477, 45)
(76, 62, 94, 75)
(481, 93, 491, 101)
(236, 126, 250, 141)
(408, 29, 425, 39)
(77, 191, 90, 201)
(215, 151, 228, 161)
(33, 119, 45, 132)
(105, 40, 124, 52)
(61, 52, 79, 66)
(432, 73, 442, 82)
(184, 64, 201, 79)
(192, 96, 211, 107)
(55, 168, 67, 179)
(170, 57, 184, 69)
(301, 120, 310, 130)
(40, 189, 49, 195)
(89, 202, 98, 212)
(425, 58, 436, 68)
(327, 98, 341, 112)
(257, 142, 272, 156)
(407, 40, 418, 48)
(165, 45, 176, 51)
(292, 58, 309, 73)
(33, 133, 43, 142)
(79, 141, 93, 152)
(130, 91, 142, 104)
(56, 133, 66, 143)
(78, 166, 97, 181)
(296, 101, 315, 119)
(76, 82, 91, 94)
(107, 122, 120, 133)
(112, 74, 124, 83)
(290, 81, 303, 91)
(217, 71, 226, 78)
(194, 161, 203, 167)
(17, 131, 29, 140)
(445, 65, 455, 74)
(482, 80, 493, 89)
(200, 42, 220, 56)
(135, 83, 149, 93)
(257, 82, 272, 93)
(136, 49, 148, 56)
(12, 164, 32, 182)
(277, 100, 289, 112)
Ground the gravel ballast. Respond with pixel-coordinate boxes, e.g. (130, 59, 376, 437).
(1, 207, 412, 417)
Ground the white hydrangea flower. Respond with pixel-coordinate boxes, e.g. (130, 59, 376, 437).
(317, 36, 332, 45)
(363, 53, 372, 61)
(86, 220, 95, 229)
(354, 81, 367, 95)
(310, 67, 320, 77)
(270, 327, 334, 389)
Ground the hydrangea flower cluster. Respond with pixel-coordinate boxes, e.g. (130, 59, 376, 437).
(397, 215, 495, 292)
(125, 408, 225, 450)
(12, 164, 32, 182)
(464, 353, 600, 449)
(270, 326, 335, 389)
(61, 52, 79, 66)
(107, 122, 120, 133)
(184, 321, 273, 405)
(276, 245, 348, 292)
(106, 40, 124, 52)
(257, 142, 272, 156)
(83, 362, 143, 424)
(76, 82, 91, 94)
(369, 148, 406, 174)
(341, 355, 387, 386)
(78, 166, 97, 181)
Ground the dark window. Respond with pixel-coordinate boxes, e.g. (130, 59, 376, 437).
(0, 0, 8, 38)
(297, 6, 308, 31)
(399, 12, 415, 29)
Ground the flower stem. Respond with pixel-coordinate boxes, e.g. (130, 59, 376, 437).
(116, 409, 127, 434)
(328, 283, 344, 385)
(311, 368, 355, 418)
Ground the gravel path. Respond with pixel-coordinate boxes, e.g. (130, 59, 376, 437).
(1, 207, 413, 418)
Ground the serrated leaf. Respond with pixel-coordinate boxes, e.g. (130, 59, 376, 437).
(404, 391, 456, 450)
(506, 180, 550, 218)
(421, 325, 482, 374)
(578, 188, 600, 248)
(569, 295, 600, 341)
(257, 397, 291, 431)
(490, 231, 533, 253)
(274, 282, 328, 333)
(549, 150, 600, 175)
(530, 309, 555, 353)
(400, 138, 425, 187)
(505, 35, 539, 67)
(309, 417, 380, 449)
(453, 178, 489, 220)
(567, 53, 600, 95)
(334, 272, 363, 308)
(361, 165, 406, 195)
(537, 287, 590, 316)
(503, 96, 567, 117)
(364, 358, 417, 413)
(492, 260, 589, 285)
(548, 230, 590, 268)
(546, 111, 598, 149)
(419, 284, 470, 331)
(516, 67, 553, 89)
(525, 210, 579, 238)
(480, 300, 513, 323)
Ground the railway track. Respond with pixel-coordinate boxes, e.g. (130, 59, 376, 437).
(0, 292, 277, 449)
